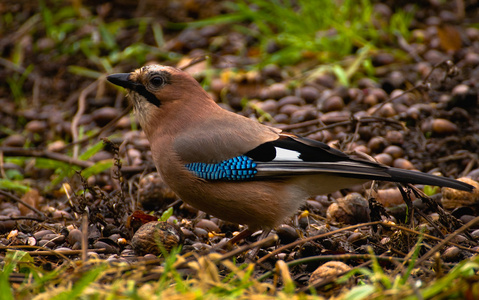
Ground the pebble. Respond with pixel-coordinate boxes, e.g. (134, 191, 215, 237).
(3, 134, 26, 147)
(383, 145, 404, 159)
(368, 136, 388, 153)
(261, 64, 283, 81)
(34, 229, 54, 240)
(92, 107, 119, 126)
(260, 83, 289, 99)
(193, 227, 208, 239)
(393, 158, 415, 170)
(278, 95, 305, 107)
(279, 104, 299, 115)
(68, 229, 83, 245)
(299, 86, 320, 103)
(275, 224, 299, 244)
(442, 246, 461, 262)
(38, 240, 55, 248)
(385, 130, 404, 144)
(374, 153, 393, 166)
(256, 99, 278, 113)
(431, 118, 458, 134)
(321, 96, 344, 112)
(195, 219, 220, 233)
(42, 233, 65, 244)
(290, 108, 316, 124)
(25, 120, 48, 134)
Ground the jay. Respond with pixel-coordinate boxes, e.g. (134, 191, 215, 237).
(107, 65, 473, 239)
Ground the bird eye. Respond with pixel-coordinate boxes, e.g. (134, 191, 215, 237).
(150, 76, 165, 87)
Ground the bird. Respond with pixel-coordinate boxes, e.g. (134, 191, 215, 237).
(107, 64, 474, 243)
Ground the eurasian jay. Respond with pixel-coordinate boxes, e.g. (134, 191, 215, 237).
(107, 65, 473, 238)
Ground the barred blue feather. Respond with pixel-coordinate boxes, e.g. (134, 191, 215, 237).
(186, 155, 257, 181)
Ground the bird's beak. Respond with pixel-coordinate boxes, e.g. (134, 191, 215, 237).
(107, 73, 133, 90)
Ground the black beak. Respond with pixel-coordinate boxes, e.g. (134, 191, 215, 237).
(107, 72, 162, 107)
(107, 73, 133, 89)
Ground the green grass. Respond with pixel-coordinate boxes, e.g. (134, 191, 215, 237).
(4, 244, 479, 299)
(193, 0, 414, 68)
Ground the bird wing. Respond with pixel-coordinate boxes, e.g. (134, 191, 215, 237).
(173, 111, 280, 163)
(184, 132, 473, 192)
(251, 134, 473, 191)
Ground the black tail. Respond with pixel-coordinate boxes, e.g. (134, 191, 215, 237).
(385, 168, 473, 192)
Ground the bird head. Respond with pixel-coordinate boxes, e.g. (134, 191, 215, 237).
(107, 65, 214, 136)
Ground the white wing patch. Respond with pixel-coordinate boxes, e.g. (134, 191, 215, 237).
(274, 147, 302, 161)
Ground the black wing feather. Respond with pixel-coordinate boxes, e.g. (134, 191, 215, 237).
(246, 134, 474, 192)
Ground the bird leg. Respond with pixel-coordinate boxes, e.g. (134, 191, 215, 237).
(213, 228, 254, 251)
(246, 229, 272, 261)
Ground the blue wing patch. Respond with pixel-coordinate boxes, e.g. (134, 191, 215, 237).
(186, 155, 257, 181)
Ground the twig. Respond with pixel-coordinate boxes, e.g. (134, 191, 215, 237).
(257, 221, 383, 264)
(0, 189, 46, 219)
(258, 220, 479, 265)
(72, 81, 99, 159)
(414, 215, 479, 267)
(0, 246, 106, 256)
(0, 147, 93, 168)
(303, 116, 405, 136)
(217, 234, 278, 262)
(82, 212, 89, 262)
(58, 103, 133, 152)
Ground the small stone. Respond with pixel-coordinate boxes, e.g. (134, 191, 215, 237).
(256, 99, 278, 114)
(383, 145, 404, 159)
(279, 104, 299, 115)
(42, 234, 65, 244)
(274, 113, 289, 123)
(33, 230, 54, 240)
(375, 188, 412, 207)
(260, 83, 289, 100)
(464, 52, 479, 66)
(276, 224, 299, 244)
(442, 246, 461, 262)
(261, 64, 283, 81)
(25, 120, 48, 134)
(393, 158, 415, 170)
(299, 86, 320, 103)
(195, 219, 220, 233)
(374, 153, 393, 166)
(92, 107, 120, 126)
(368, 137, 388, 153)
(47, 140, 66, 152)
(431, 119, 458, 135)
(321, 96, 344, 112)
(278, 96, 305, 107)
(68, 229, 83, 245)
(378, 103, 396, 117)
(3, 134, 26, 147)
(347, 232, 365, 244)
(290, 108, 316, 124)
(385, 130, 404, 144)
(38, 240, 55, 248)
(193, 227, 208, 239)
(424, 49, 447, 65)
